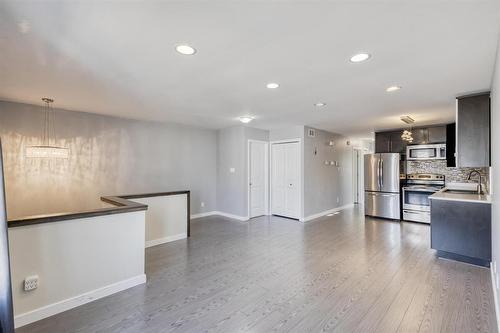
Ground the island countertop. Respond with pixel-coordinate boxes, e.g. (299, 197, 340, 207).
(429, 188, 491, 204)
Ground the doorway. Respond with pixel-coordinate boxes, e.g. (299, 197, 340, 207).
(248, 140, 269, 218)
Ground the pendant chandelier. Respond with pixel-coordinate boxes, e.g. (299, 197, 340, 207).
(26, 98, 70, 159)
(400, 115, 414, 143)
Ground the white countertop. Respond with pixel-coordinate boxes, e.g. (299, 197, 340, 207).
(429, 188, 491, 204)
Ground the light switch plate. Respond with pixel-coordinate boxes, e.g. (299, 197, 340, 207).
(229, 168, 235, 173)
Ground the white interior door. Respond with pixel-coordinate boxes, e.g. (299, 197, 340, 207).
(271, 144, 287, 216)
(249, 141, 267, 218)
(271, 141, 300, 219)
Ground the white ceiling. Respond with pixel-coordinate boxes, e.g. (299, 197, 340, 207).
(1, 1, 499, 138)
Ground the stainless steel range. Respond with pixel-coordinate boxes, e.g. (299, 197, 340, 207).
(403, 173, 445, 224)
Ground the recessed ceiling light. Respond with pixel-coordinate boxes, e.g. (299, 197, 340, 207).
(350, 53, 371, 63)
(314, 102, 327, 107)
(266, 83, 279, 89)
(175, 44, 196, 55)
(239, 116, 254, 124)
(386, 86, 402, 92)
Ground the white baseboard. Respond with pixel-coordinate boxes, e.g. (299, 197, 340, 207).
(491, 263, 500, 333)
(145, 233, 187, 248)
(301, 204, 354, 222)
(191, 211, 217, 219)
(190, 211, 249, 221)
(214, 211, 249, 221)
(14, 274, 146, 328)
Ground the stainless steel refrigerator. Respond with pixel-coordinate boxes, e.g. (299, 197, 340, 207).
(0, 142, 14, 333)
(364, 153, 400, 220)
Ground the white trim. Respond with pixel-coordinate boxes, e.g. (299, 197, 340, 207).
(247, 139, 270, 218)
(269, 138, 302, 145)
(14, 274, 146, 328)
(214, 211, 249, 221)
(269, 138, 303, 220)
(145, 233, 187, 248)
(491, 263, 500, 333)
(300, 204, 354, 222)
(191, 211, 218, 219)
(190, 211, 249, 221)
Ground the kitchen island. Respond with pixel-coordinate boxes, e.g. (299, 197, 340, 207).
(429, 188, 491, 267)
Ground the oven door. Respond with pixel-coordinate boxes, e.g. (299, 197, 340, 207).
(403, 187, 437, 211)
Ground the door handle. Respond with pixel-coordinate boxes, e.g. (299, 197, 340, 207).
(380, 159, 384, 188)
(377, 159, 382, 190)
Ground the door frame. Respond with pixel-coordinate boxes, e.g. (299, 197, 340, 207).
(352, 148, 363, 204)
(269, 138, 303, 220)
(247, 140, 270, 218)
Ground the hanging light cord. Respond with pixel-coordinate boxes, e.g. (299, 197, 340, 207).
(41, 97, 54, 146)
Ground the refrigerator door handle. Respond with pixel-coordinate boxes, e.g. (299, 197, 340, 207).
(367, 192, 396, 197)
(380, 158, 384, 188)
(377, 159, 381, 190)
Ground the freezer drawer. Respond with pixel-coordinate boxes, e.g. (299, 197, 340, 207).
(365, 192, 400, 220)
(403, 210, 430, 224)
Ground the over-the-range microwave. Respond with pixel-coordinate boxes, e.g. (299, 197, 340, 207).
(406, 143, 446, 160)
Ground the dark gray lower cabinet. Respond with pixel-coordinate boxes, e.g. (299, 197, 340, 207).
(430, 199, 491, 267)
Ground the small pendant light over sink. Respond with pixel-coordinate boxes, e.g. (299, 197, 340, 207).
(26, 98, 70, 159)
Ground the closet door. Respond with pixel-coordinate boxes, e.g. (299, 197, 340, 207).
(271, 142, 300, 219)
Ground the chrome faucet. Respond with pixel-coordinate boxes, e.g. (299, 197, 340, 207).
(467, 170, 483, 194)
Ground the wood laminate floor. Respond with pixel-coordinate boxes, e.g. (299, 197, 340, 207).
(18, 207, 497, 332)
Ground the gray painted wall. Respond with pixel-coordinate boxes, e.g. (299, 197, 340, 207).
(0, 100, 217, 218)
(0, 101, 354, 221)
(269, 126, 304, 142)
(216, 126, 246, 217)
(491, 35, 500, 312)
(216, 126, 269, 217)
(303, 126, 353, 217)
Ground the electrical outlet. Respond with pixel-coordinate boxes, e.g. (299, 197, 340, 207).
(229, 167, 235, 173)
(201, 202, 205, 208)
(24, 275, 39, 291)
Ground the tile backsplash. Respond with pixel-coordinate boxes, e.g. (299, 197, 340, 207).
(407, 160, 489, 191)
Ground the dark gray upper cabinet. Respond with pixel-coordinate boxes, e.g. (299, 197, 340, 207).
(375, 132, 391, 153)
(411, 128, 428, 145)
(457, 93, 490, 167)
(389, 131, 406, 153)
(428, 126, 447, 143)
